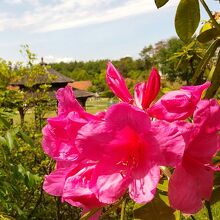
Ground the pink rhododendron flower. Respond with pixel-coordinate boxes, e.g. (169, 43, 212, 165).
(148, 82, 211, 121)
(42, 64, 220, 218)
(76, 103, 186, 204)
(42, 86, 99, 161)
(43, 162, 104, 217)
(42, 86, 105, 217)
(168, 99, 220, 214)
(106, 62, 160, 109)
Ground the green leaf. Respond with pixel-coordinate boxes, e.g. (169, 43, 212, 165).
(192, 39, 220, 84)
(155, 0, 169, 8)
(18, 130, 35, 147)
(207, 65, 216, 81)
(6, 131, 15, 151)
(200, 21, 213, 33)
(0, 212, 16, 220)
(205, 54, 220, 98)
(133, 195, 180, 220)
(0, 115, 11, 129)
(210, 187, 220, 205)
(214, 172, 220, 187)
(161, 87, 172, 94)
(101, 197, 125, 218)
(17, 164, 26, 176)
(25, 172, 41, 188)
(157, 179, 168, 192)
(197, 28, 220, 43)
(0, 136, 6, 145)
(175, 0, 200, 42)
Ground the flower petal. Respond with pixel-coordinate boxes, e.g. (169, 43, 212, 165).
(129, 165, 160, 203)
(81, 208, 102, 220)
(148, 82, 210, 121)
(42, 118, 79, 161)
(134, 67, 160, 110)
(193, 99, 220, 134)
(105, 103, 151, 133)
(168, 165, 203, 214)
(151, 120, 189, 167)
(76, 103, 151, 160)
(90, 157, 131, 204)
(63, 164, 103, 209)
(134, 82, 146, 109)
(43, 167, 72, 196)
(56, 86, 84, 116)
(106, 62, 133, 103)
(187, 133, 219, 163)
(76, 121, 113, 160)
(181, 81, 211, 97)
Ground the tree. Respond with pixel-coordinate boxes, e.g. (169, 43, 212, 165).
(139, 45, 155, 69)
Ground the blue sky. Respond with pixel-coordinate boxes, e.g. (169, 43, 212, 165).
(0, 0, 219, 63)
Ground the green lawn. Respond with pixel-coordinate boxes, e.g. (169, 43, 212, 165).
(12, 98, 111, 125)
(86, 97, 111, 114)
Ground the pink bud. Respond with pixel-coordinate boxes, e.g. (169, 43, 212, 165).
(134, 67, 160, 109)
(106, 62, 133, 103)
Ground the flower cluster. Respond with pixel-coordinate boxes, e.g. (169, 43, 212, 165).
(42, 62, 220, 217)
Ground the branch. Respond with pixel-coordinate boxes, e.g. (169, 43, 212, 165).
(199, 0, 220, 31)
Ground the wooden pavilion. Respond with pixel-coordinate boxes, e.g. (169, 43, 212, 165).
(10, 59, 94, 107)
(9, 58, 95, 126)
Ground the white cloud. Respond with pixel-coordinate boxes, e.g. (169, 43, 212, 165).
(0, 13, 10, 31)
(4, 0, 39, 5)
(43, 55, 75, 63)
(0, 0, 177, 32)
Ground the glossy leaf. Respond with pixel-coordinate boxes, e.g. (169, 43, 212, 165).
(197, 28, 220, 43)
(200, 21, 213, 33)
(155, 0, 169, 8)
(192, 39, 220, 84)
(205, 55, 220, 98)
(207, 65, 216, 81)
(175, 0, 200, 42)
(133, 195, 180, 220)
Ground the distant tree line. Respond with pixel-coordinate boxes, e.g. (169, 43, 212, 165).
(51, 37, 207, 96)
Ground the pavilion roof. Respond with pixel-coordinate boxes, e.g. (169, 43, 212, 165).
(10, 68, 74, 86)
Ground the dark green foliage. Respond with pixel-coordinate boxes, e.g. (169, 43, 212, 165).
(50, 58, 151, 97)
(155, 0, 169, 8)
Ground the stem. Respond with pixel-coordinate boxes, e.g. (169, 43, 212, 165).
(205, 201, 213, 220)
(120, 198, 126, 220)
(191, 215, 197, 220)
(199, 0, 220, 31)
(28, 186, 43, 218)
(56, 198, 62, 220)
(101, 197, 125, 218)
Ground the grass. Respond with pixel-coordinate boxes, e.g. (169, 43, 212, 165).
(12, 98, 111, 125)
(86, 97, 111, 114)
